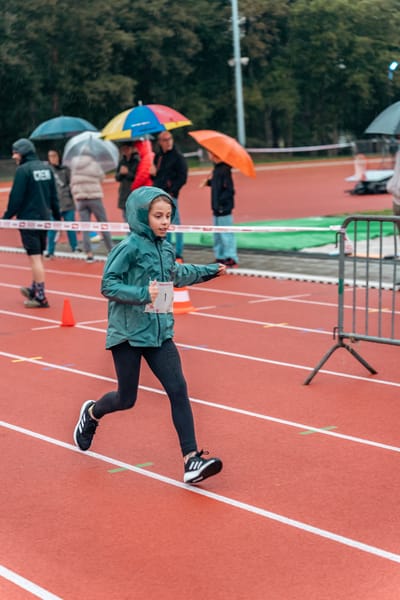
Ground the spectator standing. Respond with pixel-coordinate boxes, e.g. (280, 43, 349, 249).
(2, 138, 60, 307)
(205, 151, 239, 267)
(150, 131, 187, 260)
(46, 149, 79, 257)
(70, 149, 113, 262)
(130, 139, 153, 191)
(115, 142, 139, 221)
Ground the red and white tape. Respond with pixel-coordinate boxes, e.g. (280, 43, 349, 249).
(0, 219, 338, 234)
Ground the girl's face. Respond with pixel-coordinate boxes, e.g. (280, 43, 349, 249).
(148, 198, 172, 237)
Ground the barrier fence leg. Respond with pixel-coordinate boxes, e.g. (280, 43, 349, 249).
(342, 342, 378, 375)
(303, 343, 342, 385)
(304, 339, 377, 385)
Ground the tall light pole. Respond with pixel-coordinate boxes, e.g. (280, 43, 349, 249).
(231, 0, 246, 146)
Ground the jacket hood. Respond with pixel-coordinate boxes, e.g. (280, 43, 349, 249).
(126, 186, 175, 236)
(12, 138, 37, 160)
(134, 139, 152, 158)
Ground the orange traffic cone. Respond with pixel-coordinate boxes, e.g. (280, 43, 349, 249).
(173, 286, 196, 315)
(61, 299, 76, 327)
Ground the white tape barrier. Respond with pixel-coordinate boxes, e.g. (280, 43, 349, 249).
(246, 142, 354, 153)
(0, 219, 339, 234)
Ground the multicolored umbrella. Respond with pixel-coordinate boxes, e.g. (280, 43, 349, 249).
(29, 115, 98, 140)
(101, 104, 192, 141)
(189, 130, 256, 178)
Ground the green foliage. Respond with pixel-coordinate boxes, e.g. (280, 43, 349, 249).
(1, 0, 400, 154)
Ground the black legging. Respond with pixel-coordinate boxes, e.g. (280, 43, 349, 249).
(92, 340, 197, 456)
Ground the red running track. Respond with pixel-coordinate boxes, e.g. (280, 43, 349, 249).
(1, 250, 400, 599)
(0, 158, 393, 227)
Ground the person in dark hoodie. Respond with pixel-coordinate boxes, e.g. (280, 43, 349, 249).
(73, 186, 225, 484)
(2, 138, 60, 308)
(204, 151, 239, 267)
(150, 131, 187, 260)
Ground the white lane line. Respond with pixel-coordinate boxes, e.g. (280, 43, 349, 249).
(1, 350, 400, 453)
(1, 419, 400, 566)
(0, 305, 336, 337)
(3, 276, 395, 314)
(193, 311, 331, 335)
(0, 564, 62, 599)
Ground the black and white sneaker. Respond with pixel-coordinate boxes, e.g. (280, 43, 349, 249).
(73, 400, 98, 451)
(24, 297, 50, 308)
(184, 450, 223, 484)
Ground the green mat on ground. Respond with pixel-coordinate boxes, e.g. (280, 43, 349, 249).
(113, 217, 396, 251)
(180, 217, 396, 252)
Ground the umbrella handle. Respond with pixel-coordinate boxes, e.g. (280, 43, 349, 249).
(199, 171, 212, 188)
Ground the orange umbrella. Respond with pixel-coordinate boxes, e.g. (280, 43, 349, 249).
(189, 129, 256, 178)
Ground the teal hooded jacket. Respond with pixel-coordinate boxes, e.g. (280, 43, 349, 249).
(101, 186, 220, 348)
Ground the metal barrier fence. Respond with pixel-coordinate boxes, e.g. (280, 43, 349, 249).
(305, 215, 400, 384)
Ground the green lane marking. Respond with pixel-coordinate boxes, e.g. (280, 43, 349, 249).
(108, 467, 128, 473)
(299, 425, 337, 436)
(108, 462, 153, 473)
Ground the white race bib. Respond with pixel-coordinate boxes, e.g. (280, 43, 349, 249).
(145, 281, 174, 313)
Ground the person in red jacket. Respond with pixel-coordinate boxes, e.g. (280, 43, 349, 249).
(130, 139, 153, 191)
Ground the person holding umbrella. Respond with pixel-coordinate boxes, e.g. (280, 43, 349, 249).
(204, 151, 239, 267)
(130, 139, 154, 192)
(70, 147, 113, 262)
(2, 138, 61, 307)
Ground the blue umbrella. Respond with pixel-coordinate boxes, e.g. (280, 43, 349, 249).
(29, 115, 98, 140)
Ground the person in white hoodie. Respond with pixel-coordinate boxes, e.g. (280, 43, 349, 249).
(70, 147, 113, 262)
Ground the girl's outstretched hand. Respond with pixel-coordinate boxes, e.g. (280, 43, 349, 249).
(216, 263, 227, 276)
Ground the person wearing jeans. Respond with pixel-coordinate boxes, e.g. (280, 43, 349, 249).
(205, 151, 239, 267)
(46, 149, 79, 257)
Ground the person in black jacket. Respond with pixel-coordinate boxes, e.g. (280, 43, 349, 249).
(2, 138, 61, 307)
(150, 131, 187, 259)
(46, 149, 79, 257)
(115, 142, 139, 220)
(205, 151, 239, 267)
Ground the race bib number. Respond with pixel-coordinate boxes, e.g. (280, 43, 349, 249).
(145, 282, 174, 313)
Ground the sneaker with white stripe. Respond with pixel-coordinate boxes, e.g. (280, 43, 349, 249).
(184, 450, 223, 484)
(73, 400, 98, 451)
